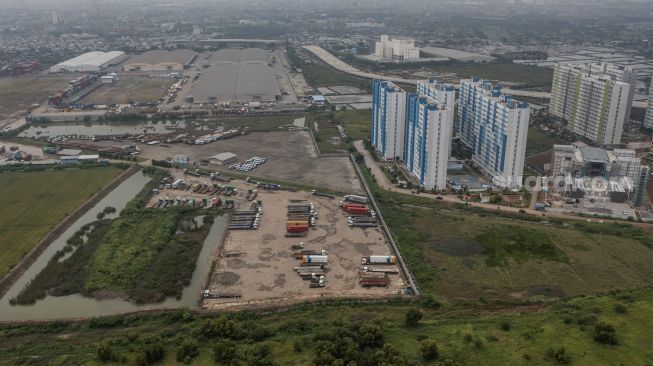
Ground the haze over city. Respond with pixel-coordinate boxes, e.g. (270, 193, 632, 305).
(1, 0, 653, 364)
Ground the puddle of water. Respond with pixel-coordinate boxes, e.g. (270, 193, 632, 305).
(19, 120, 187, 138)
(293, 117, 305, 128)
(0, 171, 228, 322)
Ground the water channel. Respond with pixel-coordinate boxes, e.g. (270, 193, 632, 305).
(0, 171, 227, 321)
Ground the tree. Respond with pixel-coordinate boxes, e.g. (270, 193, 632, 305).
(213, 339, 237, 363)
(356, 323, 384, 348)
(593, 322, 618, 345)
(96, 342, 116, 363)
(175, 339, 199, 364)
(405, 308, 423, 327)
(544, 347, 571, 364)
(198, 315, 235, 338)
(420, 340, 439, 360)
(136, 343, 165, 365)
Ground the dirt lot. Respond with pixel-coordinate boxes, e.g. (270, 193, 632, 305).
(0, 76, 71, 124)
(81, 76, 173, 105)
(137, 131, 362, 193)
(151, 177, 405, 309)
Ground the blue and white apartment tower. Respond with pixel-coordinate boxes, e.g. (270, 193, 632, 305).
(458, 78, 530, 188)
(404, 79, 456, 190)
(372, 80, 407, 160)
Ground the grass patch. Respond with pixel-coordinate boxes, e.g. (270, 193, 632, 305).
(207, 113, 306, 132)
(1, 289, 653, 365)
(336, 109, 372, 141)
(302, 63, 371, 91)
(475, 225, 568, 266)
(310, 113, 347, 155)
(0, 167, 123, 278)
(11, 219, 113, 305)
(526, 127, 571, 157)
(358, 163, 653, 300)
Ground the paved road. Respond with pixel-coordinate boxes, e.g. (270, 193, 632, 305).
(353, 140, 653, 230)
(302, 45, 650, 109)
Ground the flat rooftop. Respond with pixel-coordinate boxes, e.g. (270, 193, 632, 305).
(126, 49, 197, 66)
(192, 48, 280, 104)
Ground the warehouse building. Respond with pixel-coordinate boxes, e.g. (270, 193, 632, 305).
(191, 48, 280, 104)
(49, 51, 128, 73)
(123, 50, 197, 71)
(209, 152, 238, 166)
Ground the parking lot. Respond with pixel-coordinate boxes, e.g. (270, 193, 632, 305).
(172, 178, 406, 310)
(80, 76, 174, 105)
(137, 131, 363, 193)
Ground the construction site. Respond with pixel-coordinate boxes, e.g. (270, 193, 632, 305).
(145, 172, 407, 310)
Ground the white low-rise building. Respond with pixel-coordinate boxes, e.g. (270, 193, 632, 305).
(374, 35, 420, 62)
(49, 51, 127, 73)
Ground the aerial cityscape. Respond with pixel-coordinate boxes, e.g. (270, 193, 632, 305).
(2, 0, 653, 364)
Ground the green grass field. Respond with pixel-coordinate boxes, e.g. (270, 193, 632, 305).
(336, 109, 372, 141)
(0, 167, 123, 278)
(302, 63, 372, 91)
(360, 165, 653, 300)
(310, 113, 347, 155)
(0, 76, 71, 120)
(423, 63, 553, 88)
(1, 288, 651, 365)
(526, 127, 571, 157)
(207, 113, 306, 132)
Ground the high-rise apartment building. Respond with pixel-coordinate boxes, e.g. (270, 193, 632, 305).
(644, 79, 653, 129)
(550, 63, 631, 145)
(458, 78, 530, 188)
(371, 80, 407, 160)
(404, 80, 456, 190)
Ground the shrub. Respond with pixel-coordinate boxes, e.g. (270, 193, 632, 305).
(544, 347, 571, 364)
(96, 342, 116, 362)
(175, 339, 199, 364)
(420, 340, 439, 360)
(356, 323, 384, 348)
(136, 343, 165, 365)
(197, 316, 235, 338)
(213, 340, 237, 363)
(405, 308, 423, 327)
(613, 303, 627, 314)
(593, 322, 618, 345)
(500, 320, 511, 331)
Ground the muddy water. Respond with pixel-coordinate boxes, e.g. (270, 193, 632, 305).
(18, 120, 187, 138)
(0, 172, 227, 321)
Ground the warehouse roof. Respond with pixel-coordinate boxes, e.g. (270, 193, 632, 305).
(51, 51, 126, 69)
(126, 49, 197, 66)
(210, 152, 237, 161)
(192, 49, 280, 104)
(57, 149, 82, 156)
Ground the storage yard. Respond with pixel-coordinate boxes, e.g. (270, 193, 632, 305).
(145, 173, 406, 309)
(80, 76, 174, 105)
(137, 131, 363, 193)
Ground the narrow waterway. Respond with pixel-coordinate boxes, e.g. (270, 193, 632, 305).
(0, 172, 227, 321)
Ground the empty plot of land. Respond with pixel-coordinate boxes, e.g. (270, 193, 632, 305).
(0, 76, 71, 122)
(204, 184, 404, 309)
(138, 131, 363, 193)
(81, 76, 173, 105)
(0, 167, 123, 278)
(387, 204, 653, 300)
(326, 95, 373, 104)
(328, 85, 367, 94)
